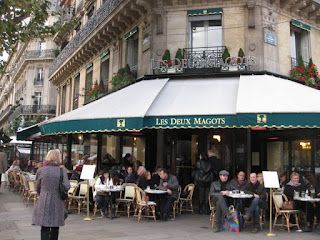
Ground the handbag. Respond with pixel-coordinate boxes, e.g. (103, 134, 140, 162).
(222, 205, 241, 232)
(282, 201, 295, 210)
(59, 168, 68, 200)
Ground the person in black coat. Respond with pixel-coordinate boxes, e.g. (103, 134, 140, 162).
(208, 150, 221, 181)
(195, 153, 212, 214)
(135, 166, 148, 190)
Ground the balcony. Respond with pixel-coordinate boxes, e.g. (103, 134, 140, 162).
(8, 105, 56, 122)
(49, 0, 151, 82)
(183, 47, 226, 73)
(34, 78, 43, 86)
(12, 50, 55, 80)
(291, 57, 309, 69)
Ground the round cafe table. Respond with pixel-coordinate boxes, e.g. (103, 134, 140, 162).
(294, 196, 320, 232)
(226, 192, 253, 213)
(144, 189, 167, 215)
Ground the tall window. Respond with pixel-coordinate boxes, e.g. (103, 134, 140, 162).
(86, 5, 94, 20)
(126, 33, 138, 77)
(73, 74, 80, 110)
(189, 15, 222, 49)
(85, 65, 93, 103)
(38, 42, 46, 57)
(61, 85, 67, 114)
(34, 92, 42, 108)
(100, 55, 109, 91)
(290, 25, 310, 68)
(35, 68, 43, 85)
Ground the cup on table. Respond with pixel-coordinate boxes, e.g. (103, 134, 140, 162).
(240, 191, 244, 195)
(147, 186, 150, 190)
(301, 191, 305, 198)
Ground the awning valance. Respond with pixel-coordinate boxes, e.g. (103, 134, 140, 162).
(17, 123, 41, 141)
(39, 75, 320, 136)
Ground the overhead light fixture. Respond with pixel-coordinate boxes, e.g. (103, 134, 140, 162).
(213, 135, 221, 142)
(300, 141, 311, 150)
(267, 137, 278, 140)
(78, 134, 83, 141)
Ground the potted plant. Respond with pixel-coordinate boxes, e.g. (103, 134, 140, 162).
(110, 64, 135, 91)
(174, 48, 184, 72)
(221, 47, 230, 71)
(162, 49, 174, 73)
(237, 48, 246, 71)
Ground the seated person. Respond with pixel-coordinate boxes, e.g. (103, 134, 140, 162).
(70, 165, 82, 182)
(158, 169, 179, 220)
(124, 166, 137, 183)
(135, 166, 148, 190)
(151, 166, 161, 188)
(257, 173, 264, 185)
(94, 170, 113, 217)
(230, 171, 247, 190)
(279, 172, 288, 188)
(303, 173, 319, 231)
(243, 173, 267, 233)
(210, 170, 235, 233)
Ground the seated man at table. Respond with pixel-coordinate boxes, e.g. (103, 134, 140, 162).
(158, 168, 179, 220)
(230, 171, 247, 190)
(210, 170, 235, 232)
(243, 173, 267, 233)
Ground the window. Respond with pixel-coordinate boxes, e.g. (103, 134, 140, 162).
(73, 74, 80, 110)
(38, 42, 46, 57)
(34, 92, 42, 107)
(61, 85, 67, 114)
(85, 65, 93, 103)
(35, 68, 43, 85)
(74, 22, 81, 33)
(126, 33, 138, 77)
(100, 55, 109, 92)
(86, 5, 94, 19)
(290, 25, 310, 68)
(189, 15, 222, 49)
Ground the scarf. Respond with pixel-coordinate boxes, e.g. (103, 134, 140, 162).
(220, 180, 227, 191)
(43, 162, 58, 167)
(287, 180, 301, 187)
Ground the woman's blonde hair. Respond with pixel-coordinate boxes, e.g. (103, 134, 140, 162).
(290, 172, 300, 179)
(45, 149, 62, 164)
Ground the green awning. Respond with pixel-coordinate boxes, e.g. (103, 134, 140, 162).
(124, 27, 138, 39)
(188, 8, 223, 16)
(291, 20, 311, 31)
(17, 123, 41, 140)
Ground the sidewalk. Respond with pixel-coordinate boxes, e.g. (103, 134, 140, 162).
(0, 186, 319, 240)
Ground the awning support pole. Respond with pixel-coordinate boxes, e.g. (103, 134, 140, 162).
(66, 134, 72, 170)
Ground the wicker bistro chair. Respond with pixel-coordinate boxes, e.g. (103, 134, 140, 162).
(68, 181, 88, 215)
(179, 183, 195, 215)
(209, 194, 216, 228)
(115, 183, 136, 218)
(172, 186, 182, 220)
(273, 192, 301, 232)
(25, 180, 38, 207)
(8, 171, 20, 192)
(92, 184, 111, 217)
(133, 186, 157, 223)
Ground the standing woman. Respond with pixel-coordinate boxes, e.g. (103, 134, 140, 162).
(32, 149, 70, 240)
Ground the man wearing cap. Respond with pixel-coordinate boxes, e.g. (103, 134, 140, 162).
(210, 170, 236, 232)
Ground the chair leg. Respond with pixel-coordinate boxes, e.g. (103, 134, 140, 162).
(77, 200, 81, 215)
(179, 201, 182, 214)
(151, 206, 156, 222)
(127, 203, 131, 218)
(285, 213, 290, 233)
(295, 213, 301, 230)
(138, 206, 142, 223)
(173, 204, 176, 220)
(190, 201, 194, 214)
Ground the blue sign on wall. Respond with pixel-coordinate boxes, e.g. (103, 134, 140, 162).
(265, 31, 277, 46)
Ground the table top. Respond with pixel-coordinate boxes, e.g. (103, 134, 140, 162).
(226, 193, 253, 199)
(144, 189, 167, 194)
(293, 196, 320, 202)
(99, 186, 122, 192)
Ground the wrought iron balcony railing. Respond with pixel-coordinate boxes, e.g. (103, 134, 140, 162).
(12, 50, 55, 79)
(8, 105, 56, 122)
(291, 57, 309, 69)
(183, 46, 226, 73)
(34, 78, 43, 86)
(49, 0, 124, 77)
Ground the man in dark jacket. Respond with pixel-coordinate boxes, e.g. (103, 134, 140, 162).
(195, 153, 212, 214)
(210, 170, 235, 232)
(158, 168, 179, 220)
(208, 150, 221, 181)
(243, 173, 267, 233)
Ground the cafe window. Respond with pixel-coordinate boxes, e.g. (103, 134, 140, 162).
(101, 134, 120, 168)
(85, 64, 93, 103)
(73, 74, 80, 110)
(71, 134, 98, 168)
(126, 32, 138, 77)
(123, 136, 145, 166)
(290, 24, 310, 67)
(291, 140, 312, 173)
(100, 55, 109, 91)
(189, 14, 222, 49)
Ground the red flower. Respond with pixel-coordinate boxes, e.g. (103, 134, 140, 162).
(128, 75, 133, 78)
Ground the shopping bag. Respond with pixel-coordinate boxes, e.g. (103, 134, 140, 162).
(222, 205, 240, 232)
